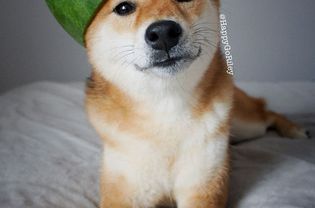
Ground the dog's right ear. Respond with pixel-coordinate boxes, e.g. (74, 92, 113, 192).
(211, 0, 220, 7)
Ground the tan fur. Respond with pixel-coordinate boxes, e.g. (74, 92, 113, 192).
(233, 87, 267, 122)
(133, 0, 206, 26)
(232, 87, 307, 140)
(84, 0, 308, 207)
(86, 51, 232, 208)
(175, 155, 229, 208)
(87, 0, 207, 37)
(193, 50, 233, 117)
(86, 71, 148, 144)
(100, 173, 133, 207)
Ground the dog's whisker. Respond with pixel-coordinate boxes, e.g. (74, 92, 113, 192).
(194, 39, 217, 48)
(193, 39, 218, 49)
(112, 48, 134, 57)
(192, 41, 216, 58)
(193, 33, 218, 43)
(191, 21, 218, 27)
(192, 28, 219, 34)
(112, 50, 135, 61)
(193, 29, 218, 34)
(111, 46, 150, 62)
(109, 45, 135, 51)
(113, 48, 134, 54)
(192, 27, 219, 32)
(118, 52, 148, 68)
(115, 52, 135, 65)
(192, 31, 218, 37)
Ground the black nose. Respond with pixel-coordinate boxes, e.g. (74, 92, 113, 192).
(145, 20, 183, 51)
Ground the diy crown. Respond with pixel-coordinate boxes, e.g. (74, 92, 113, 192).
(45, 0, 103, 46)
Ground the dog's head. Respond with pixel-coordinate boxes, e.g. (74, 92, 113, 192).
(86, 0, 220, 80)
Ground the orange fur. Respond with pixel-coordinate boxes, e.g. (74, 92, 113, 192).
(86, 71, 186, 145)
(134, 0, 206, 27)
(86, 71, 142, 147)
(86, 49, 232, 208)
(232, 87, 267, 122)
(175, 156, 229, 208)
(190, 160, 229, 208)
(232, 87, 306, 139)
(84, 0, 308, 208)
(86, 0, 209, 38)
(193, 50, 234, 117)
(100, 172, 133, 208)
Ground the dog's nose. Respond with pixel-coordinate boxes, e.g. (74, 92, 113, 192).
(145, 20, 183, 51)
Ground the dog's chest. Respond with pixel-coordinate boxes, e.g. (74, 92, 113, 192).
(102, 98, 230, 206)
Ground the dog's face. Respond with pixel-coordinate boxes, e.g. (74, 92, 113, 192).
(86, 0, 219, 79)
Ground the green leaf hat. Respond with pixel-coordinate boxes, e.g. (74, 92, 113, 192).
(45, 0, 104, 46)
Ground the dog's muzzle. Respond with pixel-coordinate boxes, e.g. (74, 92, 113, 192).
(136, 20, 200, 72)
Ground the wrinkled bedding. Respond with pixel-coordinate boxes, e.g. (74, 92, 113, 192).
(0, 81, 314, 208)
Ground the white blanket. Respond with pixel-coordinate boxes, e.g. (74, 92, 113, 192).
(0, 81, 314, 208)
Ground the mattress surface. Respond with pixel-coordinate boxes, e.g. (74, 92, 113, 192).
(0, 81, 314, 208)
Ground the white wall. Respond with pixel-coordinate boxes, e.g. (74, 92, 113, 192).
(0, 0, 314, 93)
(222, 0, 315, 81)
(0, 0, 90, 93)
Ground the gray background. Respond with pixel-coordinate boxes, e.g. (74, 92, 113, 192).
(0, 0, 314, 93)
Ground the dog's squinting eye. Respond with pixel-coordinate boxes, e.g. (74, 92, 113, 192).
(113, 2, 136, 16)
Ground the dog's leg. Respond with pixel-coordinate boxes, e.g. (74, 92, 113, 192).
(174, 140, 229, 208)
(175, 161, 229, 208)
(99, 165, 133, 208)
(231, 87, 310, 141)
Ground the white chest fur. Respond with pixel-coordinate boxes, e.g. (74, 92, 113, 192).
(99, 96, 230, 207)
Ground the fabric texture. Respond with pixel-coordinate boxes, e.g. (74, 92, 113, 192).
(0, 81, 314, 208)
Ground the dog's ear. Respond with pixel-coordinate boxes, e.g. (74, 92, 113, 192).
(212, 0, 220, 7)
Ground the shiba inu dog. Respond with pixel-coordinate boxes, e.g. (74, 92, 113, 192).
(84, 0, 310, 207)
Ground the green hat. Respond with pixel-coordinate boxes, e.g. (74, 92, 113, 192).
(45, 0, 104, 46)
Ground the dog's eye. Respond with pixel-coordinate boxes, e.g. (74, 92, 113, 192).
(113, 1, 136, 16)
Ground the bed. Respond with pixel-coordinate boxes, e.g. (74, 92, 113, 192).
(0, 81, 314, 208)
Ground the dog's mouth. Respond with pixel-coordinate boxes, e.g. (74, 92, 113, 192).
(135, 47, 201, 72)
(152, 56, 184, 68)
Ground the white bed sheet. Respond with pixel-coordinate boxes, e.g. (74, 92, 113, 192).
(0, 81, 314, 208)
